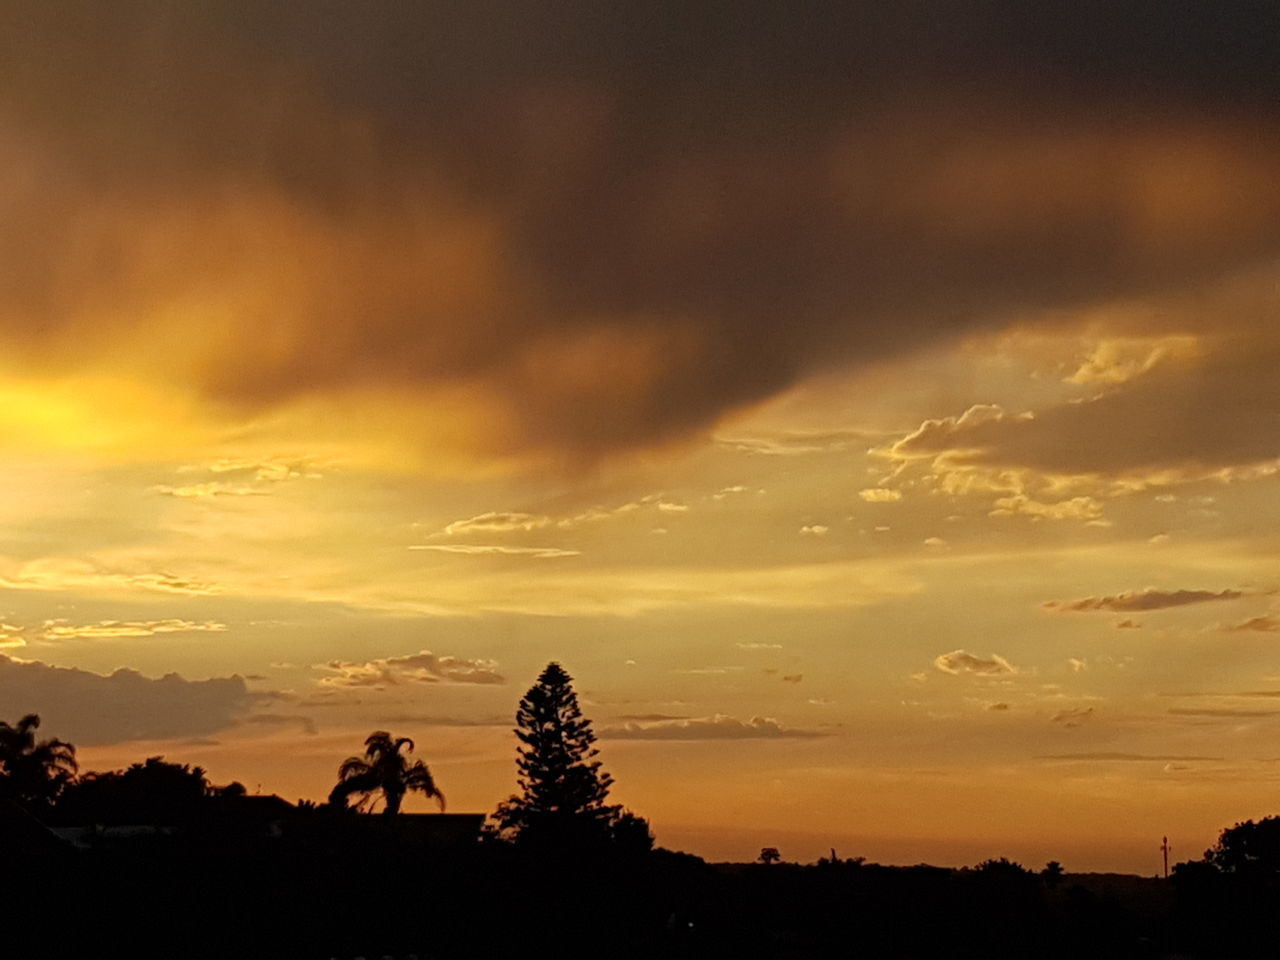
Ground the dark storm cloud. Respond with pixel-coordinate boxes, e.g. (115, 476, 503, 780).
(0, 654, 271, 746)
(3, 2, 1279, 456)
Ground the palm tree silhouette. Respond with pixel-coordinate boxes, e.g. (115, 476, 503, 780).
(327, 731, 444, 815)
(0, 714, 77, 812)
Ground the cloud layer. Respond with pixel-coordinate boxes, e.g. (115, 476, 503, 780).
(316, 650, 505, 688)
(0, 655, 266, 746)
(2, 4, 1279, 461)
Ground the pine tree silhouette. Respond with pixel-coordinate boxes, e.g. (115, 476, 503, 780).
(491, 662, 621, 849)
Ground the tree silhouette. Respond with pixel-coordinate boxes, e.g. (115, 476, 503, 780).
(1041, 860, 1065, 887)
(1205, 816, 1280, 875)
(57, 756, 208, 824)
(328, 731, 444, 815)
(491, 662, 621, 848)
(0, 714, 77, 814)
(758, 846, 781, 864)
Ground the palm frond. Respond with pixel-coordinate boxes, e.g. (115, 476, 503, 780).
(337, 756, 371, 780)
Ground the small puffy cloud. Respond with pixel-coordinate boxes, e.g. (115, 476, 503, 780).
(1046, 588, 1245, 612)
(934, 650, 1016, 676)
(712, 485, 750, 500)
(1051, 707, 1094, 728)
(0, 655, 269, 746)
(859, 488, 902, 503)
(800, 524, 829, 537)
(923, 537, 948, 549)
(603, 714, 827, 740)
(409, 544, 580, 558)
(987, 702, 1011, 711)
(1068, 658, 1088, 673)
(40, 619, 227, 640)
(736, 642, 783, 650)
(656, 501, 689, 513)
(316, 650, 504, 688)
(781, 674, 803, 684)
(1115, 619, 1143, 629)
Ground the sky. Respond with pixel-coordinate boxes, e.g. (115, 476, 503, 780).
(1, 2, 1278, 872)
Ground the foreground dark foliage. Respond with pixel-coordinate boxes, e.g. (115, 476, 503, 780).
(0, 827, 1218, 960)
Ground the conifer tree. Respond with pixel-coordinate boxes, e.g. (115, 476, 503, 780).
(491, 662, 625, 848)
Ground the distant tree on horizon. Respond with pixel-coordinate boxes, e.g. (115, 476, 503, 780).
(490, 662, 648, 852)
(758, 846, 781, 865)
(1041, 860, 1065, 887)
(0, 714, 77, 814)
(328, 730, 444, 815)
(973, 857, 1033, 878)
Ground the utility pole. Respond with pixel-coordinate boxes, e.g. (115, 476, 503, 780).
(1161, 836, 1170, 878)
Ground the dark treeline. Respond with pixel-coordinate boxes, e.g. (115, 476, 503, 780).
(6, 665, 1280, 958)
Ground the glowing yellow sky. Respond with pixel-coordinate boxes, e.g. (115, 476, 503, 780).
(2, 3, 1279, 872)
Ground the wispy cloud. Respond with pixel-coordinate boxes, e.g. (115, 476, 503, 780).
(152, 482, 264, 499)
(39, 619, 226, 640)
(379, 714, 510, 728)
(0, 558, 220, 596)
(443, 511, 553, 534)
(1051, 707, 1094, 728)
(717, 430, 877, 456)
(1222, 614, 1280, 633)
(1036, 752, 1224, 762)
(409, 544, 580, 558)
(603, 714, 828, 740)
(1045, 588, 1244, 612)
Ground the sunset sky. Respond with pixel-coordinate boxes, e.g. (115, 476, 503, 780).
(2, 2, 1278, 872)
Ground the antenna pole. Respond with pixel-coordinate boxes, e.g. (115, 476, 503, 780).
(1161, 836, 1170, 878)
